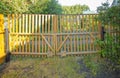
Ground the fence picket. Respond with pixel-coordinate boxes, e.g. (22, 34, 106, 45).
(8, 14, 103, 56)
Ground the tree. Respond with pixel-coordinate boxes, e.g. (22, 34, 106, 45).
(98, 0, 120, 26)
(97, 1, 110, 13)
(45, 0, 62, 14)
(0, 0, 62, 15)
(62, 4, 90, 14)
(0, 0, 13, 15)
(97, 0, 120, 71)
(0, 0, 30, 15)
(26, 0, 62, 14)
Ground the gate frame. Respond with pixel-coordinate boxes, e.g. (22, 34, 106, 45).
(8, 14, 102, 57)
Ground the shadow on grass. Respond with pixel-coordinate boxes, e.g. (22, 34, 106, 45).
(0, 55, 120, 78)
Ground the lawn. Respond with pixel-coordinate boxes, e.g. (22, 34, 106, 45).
(0, 55, 119, 78)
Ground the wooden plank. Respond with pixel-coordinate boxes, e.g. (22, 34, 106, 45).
(66, 15, 69, 52)
(81, 15, 84, 51)
(32, 15, 34, 52)
(61, 15, 64, 32)
(21, 36, 24, 52)
(35, 14, 37, 53)
(42, 15, 44, 33)
(22, 14, 25, 33)
(48, 15, 50, 52)
(88, 15, 92, 51)
(53, 15, 57, 53)
(26, 36, 29, 52)
(78, 15, 81, 52)
(73, 15, 76, 52)
(57, 35, 69, 52)
(55, 15, 57, 52)
(35, 14, 38, 33)
(86, 35, 88, 51)
(15, 14, 18, 33)
(57, 51, 98, 55)
(8, 14, 11, 51)
(19, 14, 21, 33)
(19, 36, 21, 52)
(45, 15, 47, 53)
(42, 15, 44, 56)
(28, 35, 30, 52)
(25, 15, 28, 53)
(29, 14, 31, 33)
(85, 15, 90, 51)
(12, 14, 14, 33)
(92, 15, 95, 51)
(59, 15, 62, 52)
(48, 15, 50, 33)
(45, 15, 47, 33)
(41, 34, 54, 52)
(26, 14, 28, 33)
(10, 32, 99, 36)
(69, 15, 72, 52)
(84, 15, 87, 51)
(28, 14, 31, 52)
(32, 14, 35, 33)
(11, 52, 47, 55)
(76, 15, 79, 52)
(38, 15, 41, 53)
(63, 15, 66, 52)
(8, 14, 10, 31)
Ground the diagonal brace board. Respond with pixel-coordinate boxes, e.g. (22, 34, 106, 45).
(41, 34, 55, 52)
(57, 35, 70, 52)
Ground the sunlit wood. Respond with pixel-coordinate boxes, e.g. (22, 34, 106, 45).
(8, 14, 105, 56)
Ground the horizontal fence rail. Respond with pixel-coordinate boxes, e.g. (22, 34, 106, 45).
(8, 14, 103, 57)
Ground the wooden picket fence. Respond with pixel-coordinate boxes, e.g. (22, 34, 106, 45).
(8, 14, 102, 57)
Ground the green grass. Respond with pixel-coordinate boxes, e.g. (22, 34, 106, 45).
(0, 56, 100, 78)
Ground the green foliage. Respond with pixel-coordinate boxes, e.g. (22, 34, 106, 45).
(97, 1, 110, 13)
(28, 0, 62, 14)
(0, 1, 13, 15)
(84, 56, 100, 76)
(96, 34, 120, 72)
(0, 0, 30, 15)
(0, 0, 62, 15)
(97, 0, 120, 27)
(97, 0, 120, 61)
(96, 34, 120, 62)
(98, 6, 120, 26)
(0, 57, 83, 78)
(62, 4, 90, 14)
(97, 0, 120, 71)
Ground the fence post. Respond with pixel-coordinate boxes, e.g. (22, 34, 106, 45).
(53, 15, 58, 55)
(101, 26, 106, 41)
(4, 25, 10, 62)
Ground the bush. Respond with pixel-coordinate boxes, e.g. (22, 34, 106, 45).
(97, 1, 120, 71)
(96, 33, 120, 70)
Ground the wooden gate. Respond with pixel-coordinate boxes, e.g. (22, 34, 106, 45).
(8, 14, 101, 57)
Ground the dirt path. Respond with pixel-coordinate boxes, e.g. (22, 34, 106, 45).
(0, 56, 120, 78)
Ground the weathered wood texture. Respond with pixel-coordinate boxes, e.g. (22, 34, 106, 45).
(8, 14, 105, 56)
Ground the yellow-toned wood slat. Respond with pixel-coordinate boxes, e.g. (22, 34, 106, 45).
(19, 14, 21, 33)
(8, 14, 104, 56)
(76, 15, 79, 52)
(38, 15, 41, 53)
(12, 14, 14, 33)
(32, 15, 34, 53)
(35, 15, 37, 53)
(47, 15, 50, 52)
(15, 14, 18, 33)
